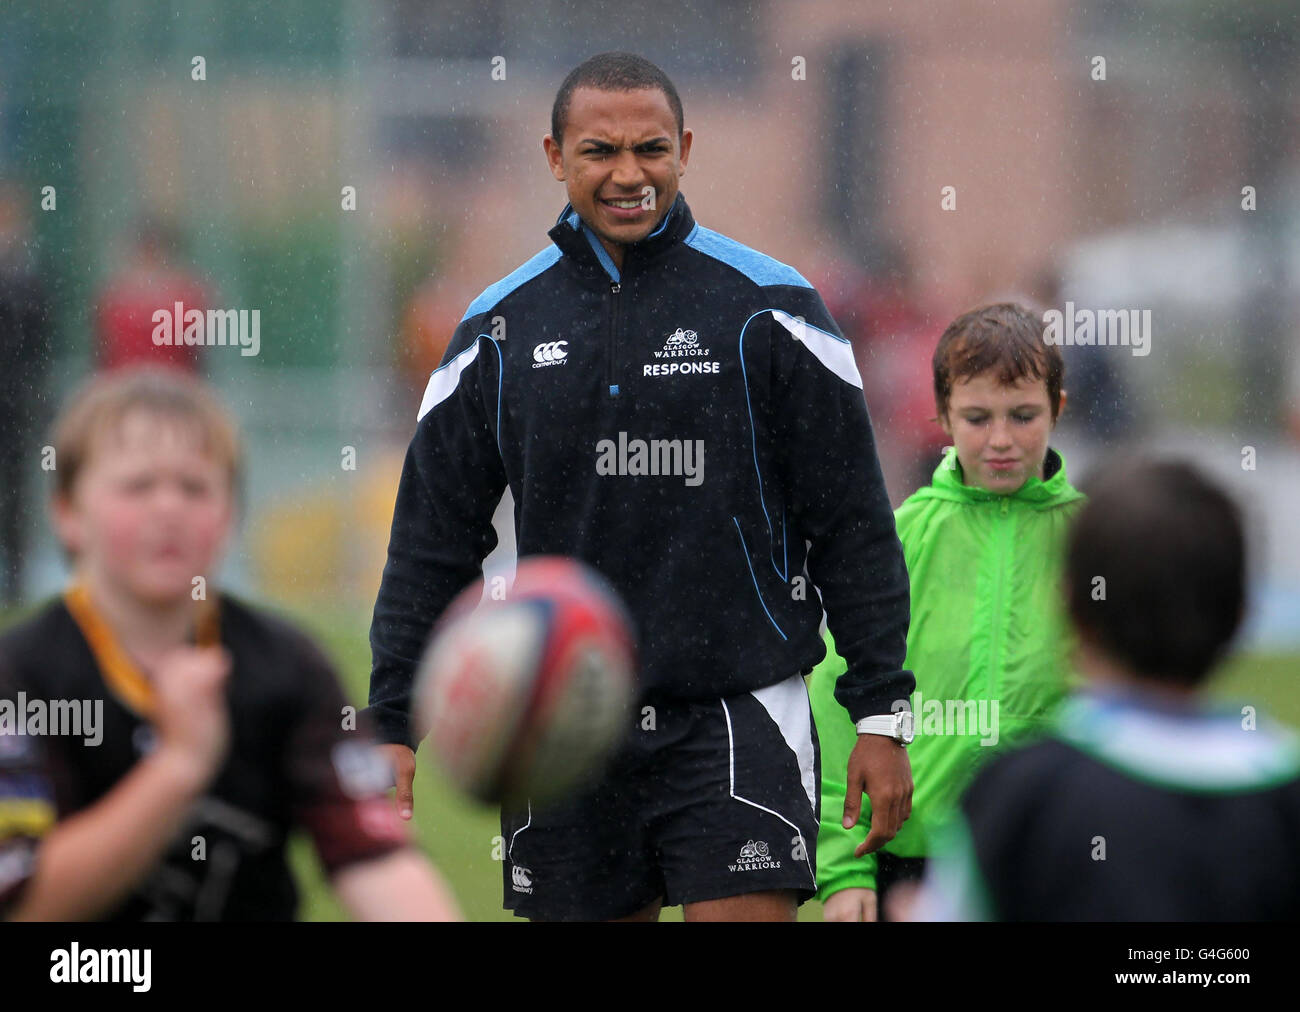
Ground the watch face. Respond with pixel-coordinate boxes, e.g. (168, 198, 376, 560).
(897, 710, 915, 744)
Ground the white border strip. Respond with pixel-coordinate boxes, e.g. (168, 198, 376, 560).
(750, 674, 818, 812)
(418, 340, 482, 421)
(771, 308, 862, 389)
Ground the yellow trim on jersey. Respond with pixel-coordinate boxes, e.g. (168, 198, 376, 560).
(0, 799, 56, 837)
(62, 583, 220, 719)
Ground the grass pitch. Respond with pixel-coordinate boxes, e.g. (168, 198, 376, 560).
(290, 608, 1300, 922)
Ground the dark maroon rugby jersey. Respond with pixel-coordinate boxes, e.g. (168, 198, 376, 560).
(0, 594, 407, 921)
(0, 666, 55, 918)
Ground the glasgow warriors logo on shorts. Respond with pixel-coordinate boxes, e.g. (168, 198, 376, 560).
(728, 839, 781, 873)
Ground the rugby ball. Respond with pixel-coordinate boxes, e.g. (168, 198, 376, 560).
(413, 557, 637, 806)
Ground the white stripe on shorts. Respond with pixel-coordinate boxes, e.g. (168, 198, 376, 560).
(507, 799, 531, 861)
(750, 672, 818, 812)
(721, 687, 816, 890)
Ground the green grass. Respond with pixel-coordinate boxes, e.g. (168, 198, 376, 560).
(1209, 652, 1300, 727)
(282, 608, 508, 922)
(290, 607, 1298, 922)
(3, 599, 1289, 921)
(288, 608, 833, 921)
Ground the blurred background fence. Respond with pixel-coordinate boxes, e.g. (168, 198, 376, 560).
(2, 0, 1297, 645)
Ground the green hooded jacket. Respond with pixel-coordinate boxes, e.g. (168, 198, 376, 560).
(810, 445, 1086, 899)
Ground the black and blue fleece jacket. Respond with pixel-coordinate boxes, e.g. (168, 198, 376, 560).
(368, 193, 913, 748)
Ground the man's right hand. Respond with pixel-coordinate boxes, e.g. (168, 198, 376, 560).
(381, 744, 417, 820)
(822, 887, 878, 922)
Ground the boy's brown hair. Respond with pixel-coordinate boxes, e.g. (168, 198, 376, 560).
(52, 367, 242, 500)
(932, 302, 1064, 422)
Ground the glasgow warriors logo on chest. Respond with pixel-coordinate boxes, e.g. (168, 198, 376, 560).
(644, 328, 719, 377)
(653, 329, 709, 358)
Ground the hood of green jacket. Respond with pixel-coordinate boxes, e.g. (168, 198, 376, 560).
(914, 445, 1085, 509)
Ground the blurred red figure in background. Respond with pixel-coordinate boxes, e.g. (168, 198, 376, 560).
(95, 219, 210, 373)
(400, 274, 475, 401)
(816, 243, 947, 505)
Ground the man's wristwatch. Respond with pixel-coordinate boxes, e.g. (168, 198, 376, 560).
(855, 711, 915, 746)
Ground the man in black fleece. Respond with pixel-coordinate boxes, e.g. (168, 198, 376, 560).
(368, 51, 914, 921)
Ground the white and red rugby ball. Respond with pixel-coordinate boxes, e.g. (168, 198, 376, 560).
(413, 556, 637, 806)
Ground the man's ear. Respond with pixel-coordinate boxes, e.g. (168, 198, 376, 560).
(677, 127, 693, 174)
(936, 405, 952, 438)
(1055, 389, 1068, 424)
(542, 135, 566, 182)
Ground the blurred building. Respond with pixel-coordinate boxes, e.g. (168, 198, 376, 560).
(1, 0, 1296, 628)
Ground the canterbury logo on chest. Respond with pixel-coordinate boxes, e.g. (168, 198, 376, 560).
(531, 341, 568, 367)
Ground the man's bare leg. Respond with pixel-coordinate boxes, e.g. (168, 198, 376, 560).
(528, 897, 662, 922)
(683, 889, 797, 922)
(609, 897, 662, 922)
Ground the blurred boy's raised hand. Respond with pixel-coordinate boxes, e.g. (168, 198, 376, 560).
(152, 646, 231, 786)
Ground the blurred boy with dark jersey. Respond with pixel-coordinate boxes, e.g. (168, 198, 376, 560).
(919, 459, 1300, 920)
(0, 368, 459, 920)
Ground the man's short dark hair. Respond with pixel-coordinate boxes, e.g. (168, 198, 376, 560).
(551, 52, 684, 146)
(1066, 459, 1246, 687)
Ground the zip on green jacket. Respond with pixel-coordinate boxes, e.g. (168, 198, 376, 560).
(810, 445, 1085, 900)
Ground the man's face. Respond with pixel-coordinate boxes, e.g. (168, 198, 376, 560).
(544, 86, 692, 255)
(54, 410, 234, 605)
(939, 371, 1063, 493)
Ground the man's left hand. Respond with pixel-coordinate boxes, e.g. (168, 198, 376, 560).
(843, 733, 913, 857)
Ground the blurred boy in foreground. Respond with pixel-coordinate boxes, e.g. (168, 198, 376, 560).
(918, 459, 1300, 920)
(0, 368, 459, 921)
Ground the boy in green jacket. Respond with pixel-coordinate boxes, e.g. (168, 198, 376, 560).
(811, 302, 1086, 921)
